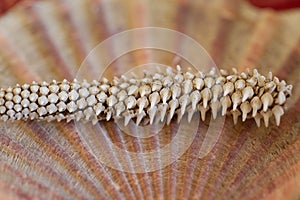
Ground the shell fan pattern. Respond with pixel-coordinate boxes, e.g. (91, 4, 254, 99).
(0, 66, 292, 127)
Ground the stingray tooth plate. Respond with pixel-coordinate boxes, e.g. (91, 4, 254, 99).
(0, 67, 292, 127)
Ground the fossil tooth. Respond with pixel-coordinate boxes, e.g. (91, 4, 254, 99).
(0, 67, 292, 128)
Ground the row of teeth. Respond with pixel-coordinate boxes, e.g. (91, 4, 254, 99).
(0, 66, 292, 127)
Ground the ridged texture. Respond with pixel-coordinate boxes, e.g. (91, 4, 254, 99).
(0, 67, 292, 127)
(0, 0, 300, 200)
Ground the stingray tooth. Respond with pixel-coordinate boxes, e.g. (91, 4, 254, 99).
(235, 79, 245, 90)
(220, 96, 232, 116)
(254, 113, 262, 127)
(242, 86, 254, 102)
(158, 103, 168, 122)
(93, 103, 105, 116)
(212, 84, 223, 102)
(123, 110, 134, 126)
(151, 80, 162, 91)
(223, 82, 234, 96)
(170, 84, 181, 99)
(220, 69, 228, 76)
(179, 94, 189, 116)
(127, 85, 139, 96)
(201, 88, 212, 109)
(272, 105, 284, 126)
(187, 106, 196, 123)
(182, 79, 193, 94)
(147, 106, 158, 125)
(198, 103, 209, 121)
(167, 99, 179, 124)
(190, 90, 201, 110)
(250, 96, 262, 117)
(216, 76, 226, 85)
(136, 110, 146, 126)
(96, 92, 108, 103)
(275, 91, 286, 105)
(162, 76, 173, 87)
(139, 85, 151, 97)
(193, 77, 204, 90)
(137, 96, 149, 114)
(232, 67, 238, 74)
(160, 88, 171, 104)
(149, 92, 160, 109)
(115, 102, 125, 117)
(240, 101, 251, 122)
(124, 96, 136, 110)
(232, 91, 242, 111)
(106, 95, 118, 107)
(260, 110, 273, 127)
(261, 93, 273, 112)
(204, 77, 215, 89)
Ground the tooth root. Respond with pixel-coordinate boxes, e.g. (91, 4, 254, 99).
(198, 104, 209, 121)
(147, 106, 157, 125)
(136, 110, 146, 126)
(261, 93, 273, 112)
(260, 110, 273, 127)
(272, 105, 284, 126)
(231, 109, 241, 125)
(158, 103, 168, 122)
(240, 101, 251, 122)
(190, 91, 201, 110)
(201, 88, 212, 108)
(242, 86, 254, 102)
(168, 99, 179, 124)
(253, 113, 262, 127)
(221, 96, 231, 116)
(210, 101, 220, 119)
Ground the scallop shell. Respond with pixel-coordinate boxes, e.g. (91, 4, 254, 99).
(0, 0, 300, 200)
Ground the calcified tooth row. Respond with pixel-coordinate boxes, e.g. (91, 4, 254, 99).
(0, 66, 292, 127)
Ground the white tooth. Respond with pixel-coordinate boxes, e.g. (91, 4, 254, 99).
(204, 77, 215, 89)
(92, 118, 98, 125)
(235, 79, 245, 90)
(115, 102, 125, 116)
(171, 84, 181, 99)
(212, 84, 223, 102)
(179, 94, 189, 116)
(210, 101, 220, 119)
(168, 99, 179, 124)
(253, 113, 262, 127)
(137, 96, 149, 114)
(232, 91, 242, 111)
(136, 110, 146, 126)
(220, 96, 231, 116)
(149, 92, 160, 108)
(158, 103, 168, 122)
(106, 109, 113, 121)
(139, 85, 151, 97)
(106, 95, 118, 107)
(240, 101, 251, 122)
(250, 96, 262, 117)
(268, 71, 273, 80)
(261, 93, 273, 112)
(231, 109, 241, 125)
(124, 96, 137, 109)
(162, 76, 173, 87)
(275, 91, 286, 105)
(123, 110, 135, 126)
(193, 77, 204, 90)
(220, 69, 228, 76)
(147, 106, 157, 125)
(127, 85, 139, 96)
(198, 103, 209, 121)
(260, 110, 273, 127)
(190, 91, 201, 110)
(242, 86, 254, 102)
(151, 80, 162, 91)
(183, 80, 193, 94)
(272, 105, 284, 126)
(201, 88, 212, 109)
(223, 82, 234, 96)
(160, 88, 171, 104)
(232, 67, 238, 74)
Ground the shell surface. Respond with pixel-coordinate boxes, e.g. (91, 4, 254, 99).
(0, 0, 300, 200)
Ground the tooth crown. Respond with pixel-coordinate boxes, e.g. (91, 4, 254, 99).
(0, 67, 292, 127)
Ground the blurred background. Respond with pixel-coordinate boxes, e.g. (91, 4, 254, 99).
(0, 0, 299, 199)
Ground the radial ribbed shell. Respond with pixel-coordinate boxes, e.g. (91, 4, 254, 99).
(0, 0, 300, 200)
